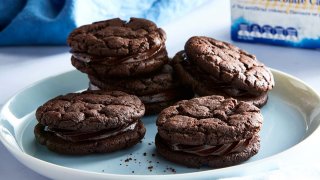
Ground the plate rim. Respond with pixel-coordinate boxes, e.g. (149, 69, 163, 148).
(1, 68, 320, 179)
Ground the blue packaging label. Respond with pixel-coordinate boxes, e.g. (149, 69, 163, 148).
(231, 0, 320, 49)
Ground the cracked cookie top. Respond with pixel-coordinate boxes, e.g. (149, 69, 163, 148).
(156, 95, 263, 146)
(36, 91, 145, 132)
(184, 36, 274, 94)
(67, 18, 166, 57)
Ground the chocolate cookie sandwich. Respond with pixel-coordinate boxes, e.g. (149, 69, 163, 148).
(173, 36, 274, 107)
(88, 65, 194, 114)
(68, 17, 168, 78)
(34, 90, 146, 155)
(155, 95, 262, 168)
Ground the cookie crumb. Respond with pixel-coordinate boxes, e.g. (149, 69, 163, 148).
(148, 166, 153, 172)
(132, 171, 135, 173)
(148, 143, 152, 145)
(152, 153, 156, 157)
(143, 152, 147, 156)
(166, 167, 176, 173)
(124, 158, 132, 162)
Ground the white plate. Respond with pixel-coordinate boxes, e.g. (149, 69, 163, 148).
(1, 69, 320, 179)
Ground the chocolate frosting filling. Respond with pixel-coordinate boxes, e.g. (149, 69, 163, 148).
(162, 136, 252, 156)
(45, 122, 137, 142)
(137, 89, 183, 104)
(72, 44, 165, 65)
(89, 83, 185, 104)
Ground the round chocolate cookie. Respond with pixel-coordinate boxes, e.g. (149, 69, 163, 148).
(184, 36, 274, 94)
(156, 95, 262, 168)
(35, 90, 146, 154)
(68, 18, 169, 78)
(68, 18, 165, 57)
(173, 51, 268, 107)
(88, 65, 194, 114)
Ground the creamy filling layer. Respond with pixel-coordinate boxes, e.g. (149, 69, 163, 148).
(72, 44, 165, 65)
(89, 82, 184, 104)
(135, 89, 183, 104)
(162, 136, 252, 156)
(45, 122, 137, 142)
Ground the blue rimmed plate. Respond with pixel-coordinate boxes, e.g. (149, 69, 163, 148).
(1, 69, 320, 179)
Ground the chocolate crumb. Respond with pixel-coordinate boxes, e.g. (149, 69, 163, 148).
(148, 166, 153, 172)
(143, 152, 147, 156)
(124, 158, 132, 162)
(148, 161, 152, 163)
(166, 167, 176, 173)
(152, 153, 156, 157)
(132, 171, 134, 173)
(148, 143, 152, 145)
(157, 161, 159, 164)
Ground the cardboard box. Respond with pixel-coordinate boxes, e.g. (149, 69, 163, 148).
(231, 0, 320, 49)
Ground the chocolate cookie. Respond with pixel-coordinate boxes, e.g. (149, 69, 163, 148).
(184, 36, 274, 94)
(88, 65, 194, 114)
(35, 90, 146, 154)
(173, 51, 268, 107)
(156, 95, 262, 168)
(68, 18, 169, 78)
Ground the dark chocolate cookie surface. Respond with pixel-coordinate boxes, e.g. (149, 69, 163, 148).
(68, 18, 166, 57)
(157, 95, 263, 146)
(68, 18, 169, 78)
(36, 90, 145, 132)
(88, 64, 179, 96)
(173, 51, 268, 107)
(88, 65, 194, 114)
(185, 36, 274, 94)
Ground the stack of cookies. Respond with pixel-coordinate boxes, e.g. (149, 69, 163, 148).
(154, 36, 274, 167)
(68, 18, 193, 114)
(173, 36, 274, 107)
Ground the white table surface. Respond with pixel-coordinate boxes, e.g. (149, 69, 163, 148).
(1, 1, 320, 179)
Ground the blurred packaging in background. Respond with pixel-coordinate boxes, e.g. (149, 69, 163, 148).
(231, 0, 320, 49)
